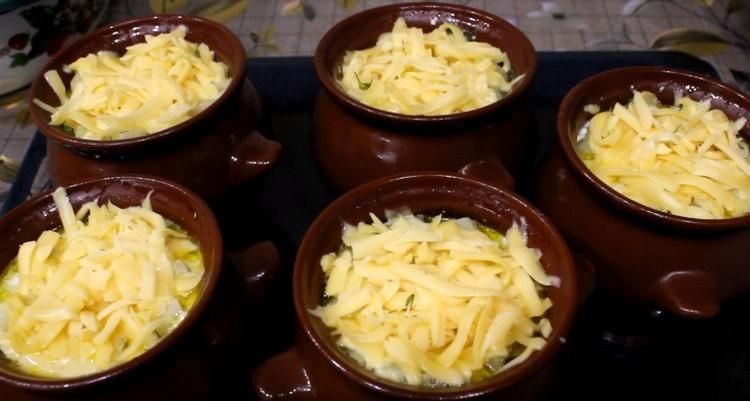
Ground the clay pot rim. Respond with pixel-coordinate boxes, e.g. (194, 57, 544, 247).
(0, 175, 223, 392)
(293, 172, 577, 400)
(557, 66, 750, 231)
(28, 15, 246, 154)
(313, 2, 537, 126)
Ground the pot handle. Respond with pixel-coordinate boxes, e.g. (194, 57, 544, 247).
(650, 270, 720, 319)
(572, 252, 597, 307)
(228, 131, 282, 188)
(228, 240, 280, 304)
(458, 158, 515, 190)
(252, 347, 316, 401)
(192, 241, 280, 353)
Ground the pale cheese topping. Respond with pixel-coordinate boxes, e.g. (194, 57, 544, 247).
(337, 17, 523, 116)
(0, 188, 205, 377)
(578, 90, 750, 219)
(310, 210, 553, 387)
(34, 25, 230, 141)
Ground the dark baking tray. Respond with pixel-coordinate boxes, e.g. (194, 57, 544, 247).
(1, 52, 748, 400)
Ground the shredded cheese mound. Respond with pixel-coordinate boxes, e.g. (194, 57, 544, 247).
(0, 188, 205, 377)
(336, 17, 523, 116)
(34, 25, 230, 141)
(310, 210, 554, 387)
(577, 90, 750, 219)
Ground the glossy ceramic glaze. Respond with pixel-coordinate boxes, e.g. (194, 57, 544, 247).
(253, 172, 577, 400)
(312, 3, 537, 192)
(0, 175, 222, 391)
(28, 15, 281, 200)
(535, 66, 750, 319)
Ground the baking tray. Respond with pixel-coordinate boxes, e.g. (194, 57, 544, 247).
(1, 52, 748, 400)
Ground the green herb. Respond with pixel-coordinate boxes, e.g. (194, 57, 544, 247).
(445, 28, 453, 35)
(405, 293, 415, 309)
(355, 72, 371, 90)
(60, 123, 75, 136)
(478, 224, 508, 250)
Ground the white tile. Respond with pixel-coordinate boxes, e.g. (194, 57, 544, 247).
(607, 16, 643, 38)
(583, 32, 621, 50)
(661, 0, 706, 17)
(271, 33, 303, 56)
(365, 0, 396, 8)
(271, 16, 303, 34)
(333, 0, 367, 17)
(515, 0, 544, 15)
(240, 17, 273, 34)
(298, 32, 325, 55)
(637, 17, 673, 34)
(551, 32, 586, 50)
(524, 32, 554, 50)
(302, 14, 335, 34)
(0, 119, 14, 140)
(668, 17, 707, 31)
(244, 0, 277, 17)
(485, 1, 515, 16)
(304, 0, 337, 16)
(619, 32, 649, 49)
(602, 0, 624, 15)
(31, 158, 50, 192)
(581, 15, 614, 33)
(697, 18, 729, 36)
(634, 1, 667, 16)
(10, 125, 37, 141)
(573, 0, 606, 16)
(450, 0, 486, 8)
(517, 16, 586, 33)
(603, 0, 666, 16)
(222, 15, 244, 33)
(2, 140, 28, 162)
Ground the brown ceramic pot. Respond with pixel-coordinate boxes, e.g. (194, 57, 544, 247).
(534, 66, 750, 319)
(253, 172, 577, 400)
(0, 175, 222, 391)
(28, 15, 281, 200)
(312, 3, 537, 192)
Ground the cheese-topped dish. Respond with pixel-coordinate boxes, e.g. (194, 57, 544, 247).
(33, 25, 230, 141)
(311, 210, 555, 387)
(0, 188, 205, 377)
(577, 90, 750, 219)
(336, 17, 523, 116)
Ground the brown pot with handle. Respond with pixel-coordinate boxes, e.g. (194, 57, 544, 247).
(534, 66, 750, 319)
(253, 172, 578, 400)
(0, 175, 223, 392)
(28, 15, 281, 201)
(312, 2, 537, 193)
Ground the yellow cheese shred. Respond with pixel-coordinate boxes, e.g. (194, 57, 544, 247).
(34, 25, 230, 141)
(0, 188, 204, 378)
(337, 17, 524, 116)
(310, 210, 554, 387)
(578, 90, 750, 219)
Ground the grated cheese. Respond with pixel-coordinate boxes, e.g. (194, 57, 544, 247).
(0, 188, 204, 377)
(578, 90, 750, 219)
(310, 210, 553, 387)
(336, 17, 523, 116)
(34, 25, 230, 141)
